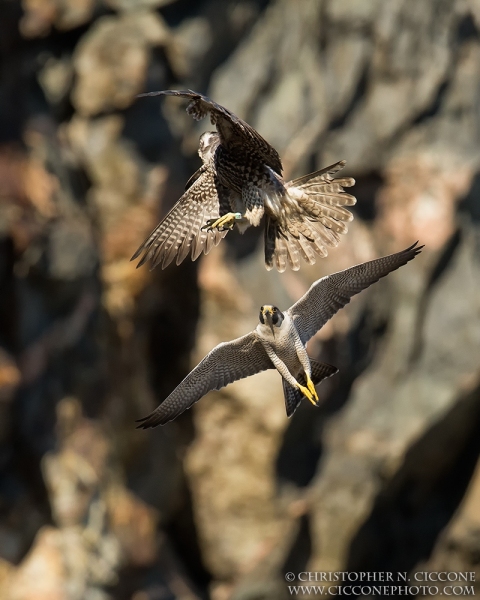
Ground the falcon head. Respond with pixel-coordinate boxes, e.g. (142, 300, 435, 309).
(259, 305, 284, 338)
(198, 131, 219, 162)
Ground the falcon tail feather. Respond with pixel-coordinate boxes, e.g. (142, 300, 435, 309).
(283, 360, 338, 417)
(265, 161, 356, 272)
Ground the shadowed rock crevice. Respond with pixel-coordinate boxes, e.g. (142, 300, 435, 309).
(281, 514, 312, 576)
(124, 52, 176, 158)
(199, 0, 273, 93)
(325, 308, 390, 415)
(346, 382, 480, 575)
(328, 64, 369, 133)
(409, 227, 462, 366)
(144, 261, 200, 410)
(165, 477, 213, 591)
(160, 0, 208, 27)
(0, 237, 16, 350)
(276, 308, 389, 489)
(4, 429, 53, 563)
(458, 171, 480, 223)
(225, 224, 263, 262)
(350, 171, 383, 222)
(456, 12, 479, 43)
(410, 12, 478, 130)
(275, 407, 324, 489)
(424, 226, 462, 297)
(411, 80, 450, 127)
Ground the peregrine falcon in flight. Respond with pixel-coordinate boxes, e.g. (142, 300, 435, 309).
(136, 242, 422, 427)
(131, 90, 356, 272)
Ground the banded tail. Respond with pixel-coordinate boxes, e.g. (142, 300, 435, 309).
(264, 160, 356, 272)
(282, 359, 338, 417)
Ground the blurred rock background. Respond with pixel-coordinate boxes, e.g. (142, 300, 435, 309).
(0, 0, 480, 598)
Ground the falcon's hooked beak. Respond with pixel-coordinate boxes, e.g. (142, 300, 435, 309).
(260, 305, 276, 338)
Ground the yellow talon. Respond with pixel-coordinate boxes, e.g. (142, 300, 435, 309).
(202, 212, 242, 231)
(298, 384, 317, 406)
(306, 376, 319, 403)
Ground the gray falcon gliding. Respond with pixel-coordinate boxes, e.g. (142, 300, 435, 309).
(131, 90, 356, 272)
(136, 242, 422, 427)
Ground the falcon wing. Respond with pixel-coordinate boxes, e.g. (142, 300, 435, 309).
(184, 166, 204, 191)
(131, 167, 229, 270)
(287, 242, 423, 344)
(136, 333, 272, 427)
(138, 89, 283, 175)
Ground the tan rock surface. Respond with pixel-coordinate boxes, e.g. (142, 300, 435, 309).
(72, 12, 170, 116)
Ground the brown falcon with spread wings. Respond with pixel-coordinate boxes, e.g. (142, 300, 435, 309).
(132, 90, 356, 272)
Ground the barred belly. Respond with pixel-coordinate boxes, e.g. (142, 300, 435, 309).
(279, 344, 305, 378)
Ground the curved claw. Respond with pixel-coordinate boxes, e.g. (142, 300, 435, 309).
(201, 212, 242, 232)
(298, 384, 318, 406)
(201, 219, 216, 232)
(306, 376, 319, 403)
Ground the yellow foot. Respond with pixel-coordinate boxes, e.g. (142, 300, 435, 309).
(298, 384, 318, 406)
(306, 376, 319, 403)
(202, 212, 242, 232)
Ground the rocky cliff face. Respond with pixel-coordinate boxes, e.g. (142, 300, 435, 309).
(0, 1, 479, 599)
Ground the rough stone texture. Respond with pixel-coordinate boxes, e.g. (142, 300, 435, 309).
(1, 0, 480, 598)
(310, 225, 480, 571)
(414, 456, 480, 598)
(105, 0, 177, 13)
(19, 0, 95, 37)
(184, 247, 295, 582)
(72, 12, 170, 116)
